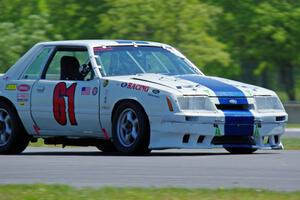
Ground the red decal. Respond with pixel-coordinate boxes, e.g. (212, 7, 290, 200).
(93, 47, 113, 51)
(120, 82, 149, 92)
(53, 82, 77, 126)
(101, 128, 110, 140)
(17, 84, 31, 92)
(33, 124, 40, 135)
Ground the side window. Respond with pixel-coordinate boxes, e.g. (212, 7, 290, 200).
(22, 47, 52, 79)
(44, 49, 92, 81)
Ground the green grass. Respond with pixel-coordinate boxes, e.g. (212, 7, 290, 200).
(0, 185, 299, 200)
(29, 139, 46, 147)
(282, 138, 300, 150)
(286, 124, 300, 128)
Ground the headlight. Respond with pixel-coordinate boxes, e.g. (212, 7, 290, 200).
(254, 96, 285, 112)
(177, 96, 216, 112)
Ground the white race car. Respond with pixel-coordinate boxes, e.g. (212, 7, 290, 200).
(0, 40, 288, 155)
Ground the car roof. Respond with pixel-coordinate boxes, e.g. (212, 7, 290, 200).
(37, 40, 164, 47)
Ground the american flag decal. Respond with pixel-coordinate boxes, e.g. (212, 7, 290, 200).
(81, 87, 91, 95)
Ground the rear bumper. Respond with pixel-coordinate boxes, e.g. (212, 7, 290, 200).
(149, 111, 287, 150)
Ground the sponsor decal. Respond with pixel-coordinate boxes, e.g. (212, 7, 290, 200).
(101, 128, 110, 140)
(17, 84, 31, 92)
(19, 102, 25, 106)
(246, 90, 253, 96)
(81, 87, 91, 95)
(93, 47, 113, 51)
(203, 89, 211, 95)
(215, 126, 221, 136)
(92, 87, 98, 95)
(120, 82, 149, 92)
(152, 89, 160, 94)
(104, 89, 108, 104)
(2, 76, 9, 81)
(254, 124, 260, 137)
(33, 124, 40, 135)
(17, 93, 29, 102)
(148, 93, 160, 99)
(148, 89, 160, 98)
(115, 40, 149, 44)
(103, 80, 109, 87)
(5, 84, 17, 90)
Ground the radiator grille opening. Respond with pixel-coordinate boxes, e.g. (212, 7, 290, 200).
(212, 136, 255, 145)
(182, 134, 190, 143)
(197, 136, 205, 143)
(216, 104, 250, 110)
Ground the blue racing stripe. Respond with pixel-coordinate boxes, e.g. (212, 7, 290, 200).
(177, 75, 246, 97)
(115, 40, 149, 44)
(177, 75, 254, 136)
(223, 110, 254, 136)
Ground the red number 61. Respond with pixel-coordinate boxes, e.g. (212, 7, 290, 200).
(53, 82, 77, 126)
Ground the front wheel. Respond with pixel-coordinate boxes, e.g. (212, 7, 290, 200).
(225, 147, 257, 154)
(112, 101, 151, 155)
(0, 102, 30, 154)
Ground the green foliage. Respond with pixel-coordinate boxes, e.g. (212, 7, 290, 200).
(99, 0, 232, 75)
(207, 0, 300, 100)
(0, 14, 62, 71)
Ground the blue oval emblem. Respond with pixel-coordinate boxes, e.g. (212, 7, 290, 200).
(229, 99, 237, 104)
(152, 89, 160, 94)
(121, 82, 128, 88)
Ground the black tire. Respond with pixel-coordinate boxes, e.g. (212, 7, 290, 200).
(96, 140, 117, 153)
(112, 101, 151, 155)
(225, 147, 257, 154)
(0, 101, 30, 154)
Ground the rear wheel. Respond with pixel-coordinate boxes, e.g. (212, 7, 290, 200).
(112, 101, 151, 155)
(225, 147, 257, 154)
(0, 102, 30, 154)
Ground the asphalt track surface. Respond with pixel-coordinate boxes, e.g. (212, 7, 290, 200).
(284, 128, 300, 138)
(0, 147, 300, 191)
(0, 129, 299, 191)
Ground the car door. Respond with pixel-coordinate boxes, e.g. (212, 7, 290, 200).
(31, 46, 101, 136)
(11, 47, 54, 135)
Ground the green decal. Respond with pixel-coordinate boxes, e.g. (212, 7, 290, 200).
(215, 127, 221, 136)
(203, 89, 210, 95)
(254, 125, 260, 137)
(246, 90, 253, 96)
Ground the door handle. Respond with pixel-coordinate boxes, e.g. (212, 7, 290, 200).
(37, 86, 45, 92)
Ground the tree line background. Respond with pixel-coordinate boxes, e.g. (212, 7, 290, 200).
(0, 0, 299, 102)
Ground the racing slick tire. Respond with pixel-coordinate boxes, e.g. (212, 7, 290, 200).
(0, 101, 30, 154)
(112, 101, 151, 155)
(96, 140, 117, 153)
(224, 147, 257, 154)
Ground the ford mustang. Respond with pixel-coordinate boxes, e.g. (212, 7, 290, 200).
(0, 40, 288, 155)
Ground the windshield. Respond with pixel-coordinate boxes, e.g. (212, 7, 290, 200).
(93, 46, 200, 76)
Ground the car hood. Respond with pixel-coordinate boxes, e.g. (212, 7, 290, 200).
(107, 73, 275, 97)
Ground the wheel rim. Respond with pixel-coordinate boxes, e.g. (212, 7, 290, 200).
(117, 108, 139, 147)
(0, 109, 12, 146)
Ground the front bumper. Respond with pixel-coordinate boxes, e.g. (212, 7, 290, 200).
(149, 111, 287, 150)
